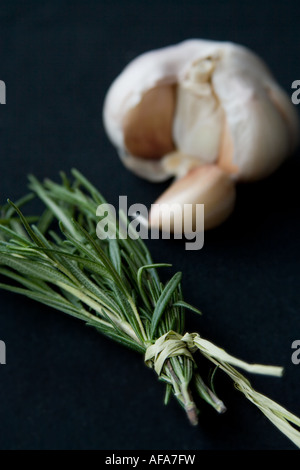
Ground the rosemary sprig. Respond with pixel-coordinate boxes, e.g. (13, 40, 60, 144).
(0, 169, 299, 448)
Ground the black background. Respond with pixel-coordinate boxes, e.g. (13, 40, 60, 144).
(0, 0, 299, 450)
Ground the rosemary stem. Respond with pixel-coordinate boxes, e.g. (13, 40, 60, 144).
(165, 360, 198, 425)
(181, 381, 198, 426)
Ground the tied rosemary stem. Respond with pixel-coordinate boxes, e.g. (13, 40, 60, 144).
(0, 169, 300, 448)
(164, 358, 198, 426)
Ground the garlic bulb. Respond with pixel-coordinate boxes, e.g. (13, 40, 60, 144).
(103, 40, 299, 231)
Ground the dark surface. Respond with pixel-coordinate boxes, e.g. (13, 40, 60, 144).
(0, 0, 299, 450)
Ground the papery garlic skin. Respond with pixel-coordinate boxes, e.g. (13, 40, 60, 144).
(103, 40, 299, 230)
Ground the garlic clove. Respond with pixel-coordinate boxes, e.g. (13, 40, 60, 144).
(123, 84, 176, 159)
(266, 84, 300, 151)
(212, 45, 299, 181)
(173, 78, 224, 164)
(217, 82, 291, 181)
(217, 115, 239, 176)
(149, 164, 236, 232)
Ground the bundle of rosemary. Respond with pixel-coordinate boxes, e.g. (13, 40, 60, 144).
(0, 169, 299, 448)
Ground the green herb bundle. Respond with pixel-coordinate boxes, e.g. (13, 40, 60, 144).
(0, 170, 299, 447)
